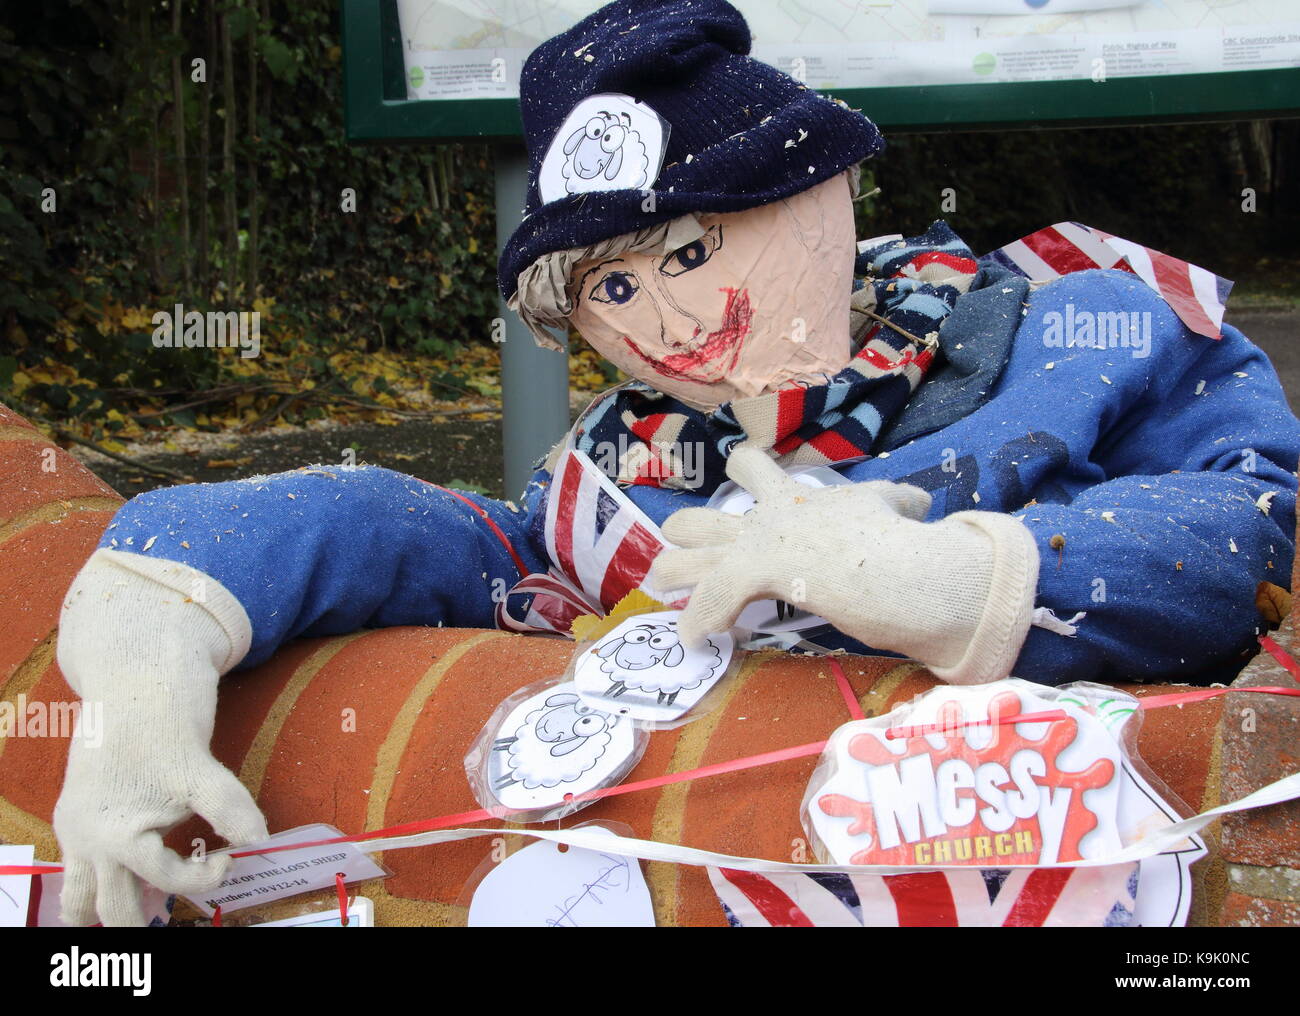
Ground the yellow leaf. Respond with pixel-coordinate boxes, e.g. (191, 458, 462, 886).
(120, 307, 154, 331)
(569, 590, 669, 642)
(468, 237, 478, 255)
(1256, 581, 1292, 626)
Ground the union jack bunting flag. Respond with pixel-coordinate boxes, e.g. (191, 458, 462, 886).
(986, 221, 1232, 340)
(496, 447, 672, 635)
(707, 864, 1140, 927)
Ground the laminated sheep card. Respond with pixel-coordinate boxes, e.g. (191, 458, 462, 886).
(465, 678, 649, 822)
(572, 610, 739, 726)
(537, 92, 671, 204)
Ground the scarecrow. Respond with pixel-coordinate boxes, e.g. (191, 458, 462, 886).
(53, 0, 1300, 925)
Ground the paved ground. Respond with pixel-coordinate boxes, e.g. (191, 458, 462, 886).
(76, 310, 1298, 499)
(1229, 310, 1299, 415)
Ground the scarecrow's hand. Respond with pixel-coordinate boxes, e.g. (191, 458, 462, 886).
(653, 445, 1039, 684)
(53, 552, 267, 926)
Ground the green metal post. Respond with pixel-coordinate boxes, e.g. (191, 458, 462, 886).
(496, 144, 571, 501)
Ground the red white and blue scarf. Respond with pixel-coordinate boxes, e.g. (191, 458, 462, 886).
(572, 221, 979, 490)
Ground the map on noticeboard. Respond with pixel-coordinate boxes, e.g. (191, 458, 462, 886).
(394, 0, 1300, 101)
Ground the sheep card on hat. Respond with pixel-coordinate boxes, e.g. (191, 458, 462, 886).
(465, 680, 647, 820)
(572, 610, 735, 723)
(538, 93, 671, 203)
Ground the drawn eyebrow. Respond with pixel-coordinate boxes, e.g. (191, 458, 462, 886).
(577, 258, 628, 295)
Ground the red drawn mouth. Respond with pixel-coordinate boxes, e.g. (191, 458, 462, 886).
(622, 287, 752, 384)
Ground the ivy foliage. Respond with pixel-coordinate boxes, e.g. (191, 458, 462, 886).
(0, 1, 499, 444)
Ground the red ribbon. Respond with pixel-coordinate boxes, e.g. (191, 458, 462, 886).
(335, 872, 349, 927)
(6, 652, 1299, 880)
(426, 483, 531, 581)
(829, 657, 866, 721)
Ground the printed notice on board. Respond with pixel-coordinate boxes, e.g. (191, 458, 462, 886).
(392, 1, 1300, 97)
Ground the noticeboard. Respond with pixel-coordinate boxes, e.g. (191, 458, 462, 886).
(342, 0, 1300, 142)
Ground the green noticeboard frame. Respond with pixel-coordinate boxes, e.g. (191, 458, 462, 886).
(342, 0, 1300, 143)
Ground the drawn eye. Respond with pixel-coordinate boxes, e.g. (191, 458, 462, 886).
(625, 629, 651, 644)
(660, 225, 722, 277)
(600, 124, 627, 153)
(589, 271, 638, 306)
(649, 633, 679, 650)
(584, 116, 605, 139)
(573, 715, 603, 736)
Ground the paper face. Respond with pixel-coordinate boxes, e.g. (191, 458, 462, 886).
(469, 826, 655, 927)
(487, 681, 639, 812)
(574, 610, 734, 722)
(538, 93, 670, 204)
(567, 172, 857, 410)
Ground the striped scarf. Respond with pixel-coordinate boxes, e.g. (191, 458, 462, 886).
(573, 221, 979, 490)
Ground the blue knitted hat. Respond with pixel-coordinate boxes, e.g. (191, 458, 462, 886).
(497, 0, 885, 301)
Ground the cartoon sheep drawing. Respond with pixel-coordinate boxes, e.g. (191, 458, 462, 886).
(493, 692, 618, 791)
(560, 109, 651, 194)
(595, 622, 722, 707)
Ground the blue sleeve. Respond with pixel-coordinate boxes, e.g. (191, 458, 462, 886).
(1014, 316, 1299, 685)
(99, 465, 547, 668)
(832, 269, 1299, 686)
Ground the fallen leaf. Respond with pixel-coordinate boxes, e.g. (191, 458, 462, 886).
(1255, 581, 1292, 625)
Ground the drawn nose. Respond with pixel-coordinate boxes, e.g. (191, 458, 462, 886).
(660, 313, 706, 351)
(651, 277, 708, 350)
(575, 153, 605, 179)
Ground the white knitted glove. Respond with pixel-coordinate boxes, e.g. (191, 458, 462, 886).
(54, 548, 266, 926)
(652, 445, 1040, 684)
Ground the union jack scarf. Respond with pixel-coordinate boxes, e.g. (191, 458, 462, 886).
(572, 221, 979, 490)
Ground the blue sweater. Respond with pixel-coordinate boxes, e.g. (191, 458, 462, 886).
(101, 269, 1300, 685)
